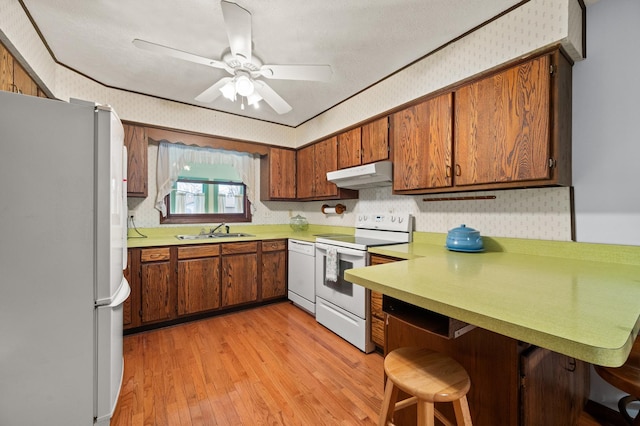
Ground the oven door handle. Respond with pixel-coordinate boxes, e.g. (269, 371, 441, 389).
(315, 242, 367, 258)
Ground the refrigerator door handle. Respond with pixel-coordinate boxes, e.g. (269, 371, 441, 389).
(122, 145, 128, 271)
(109, 278, 130, 308)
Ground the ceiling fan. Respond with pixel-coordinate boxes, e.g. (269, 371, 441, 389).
(133, 0, 332, 115)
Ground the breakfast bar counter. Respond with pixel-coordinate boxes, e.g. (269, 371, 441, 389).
(345, 234, 640, 367)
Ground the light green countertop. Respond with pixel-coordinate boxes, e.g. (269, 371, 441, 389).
(126, 224, 353, 248)
(346, 234, 640, 367)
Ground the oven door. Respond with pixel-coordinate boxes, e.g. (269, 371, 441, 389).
(315, 242, 368, 318)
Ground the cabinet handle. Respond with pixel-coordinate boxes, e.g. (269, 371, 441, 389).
(455, 164, 461, 176)
(548, 158, 556, 169)
(446, 165, 452, 178)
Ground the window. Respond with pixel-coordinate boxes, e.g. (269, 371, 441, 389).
(155, 142, 257, 224)
(161, 179, 251, 224)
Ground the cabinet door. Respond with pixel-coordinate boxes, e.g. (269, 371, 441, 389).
(454, 55, 551, 185)
(296, 144, 315, 199)
(177, 257, 221, 315)
(337, 127, 362, 169)
(123, 252, 132, 327)
(1, 43, 14, 92)
(140, 261, 173, 323)
(314, 137, 338, 197)
(520, 347, 588, 426)
(361, 117, 389, 164)
(261, 248, 286, 300)
(123, 124, 148, 198)
(392, 93, 453, 191)
(12, 61, 37, 96)
(222, 253, 258, 307)
(370, 254, 399, 349)
(263, 147, 296, 200)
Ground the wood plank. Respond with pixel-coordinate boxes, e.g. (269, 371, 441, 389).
(112, 302, 383, 425)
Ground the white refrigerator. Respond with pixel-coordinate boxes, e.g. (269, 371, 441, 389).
(0, 91, 130, 426)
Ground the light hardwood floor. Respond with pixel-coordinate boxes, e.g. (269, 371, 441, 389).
(112, 301, 607, 425)
(112, 302, 384, 425)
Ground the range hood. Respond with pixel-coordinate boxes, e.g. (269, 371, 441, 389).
(326, 161, 393, 189)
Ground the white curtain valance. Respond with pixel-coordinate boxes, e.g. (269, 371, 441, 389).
(155, 142, 256, 217)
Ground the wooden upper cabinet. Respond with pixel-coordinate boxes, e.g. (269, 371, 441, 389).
(12, 61, 37, 96)
(260, 147, 296, 200)
(452, 50, 572, 190)
(337, 127, 362, 169)
(123, 124, 148, 198)
(455, 54, 551, 186)
(391, 93, 453, 192)
(314, 136, 338, 198)
(1, 43, 14, 92)
(296, 144, 315, 199)
(337, 117, 389, 170)
(1, 42, 41, 97)
(361, 117, 389, 164)
(295, 138, 357, 200)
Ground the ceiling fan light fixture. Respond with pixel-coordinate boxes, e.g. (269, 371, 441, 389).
(235, 74, 254, 97)
(247, 92, 262, 107)
(220, 80, 236, 101)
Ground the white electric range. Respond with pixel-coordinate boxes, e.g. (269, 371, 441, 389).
(314, 213, 413, 353)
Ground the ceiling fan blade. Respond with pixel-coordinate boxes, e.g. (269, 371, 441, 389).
(195, 77, 233, 103)
(254, 81, 292, 115)
(259, 64, 333, 82)
(220, 0, 252, 62)
(132, 39, 230, 72)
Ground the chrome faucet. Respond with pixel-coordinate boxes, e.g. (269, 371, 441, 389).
(209, 223, 226, 234)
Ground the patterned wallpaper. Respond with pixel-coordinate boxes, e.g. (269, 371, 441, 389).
(1, 0, 583, 241)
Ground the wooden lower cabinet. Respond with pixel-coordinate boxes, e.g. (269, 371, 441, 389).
(221, 242, 259, 308)
(177, 245, 221, 315)
(126, 240, 288, 332)
(385, 305, 588, 426)
(370, 254, 400, 349)
(261, 240, 287, 300)
(140, 248, 173, 324)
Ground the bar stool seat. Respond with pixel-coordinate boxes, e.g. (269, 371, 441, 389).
(379, 347, 472, 426)
(594, 337, 640, 425)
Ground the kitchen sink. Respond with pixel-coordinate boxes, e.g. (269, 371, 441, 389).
(176, 232, 254, 240)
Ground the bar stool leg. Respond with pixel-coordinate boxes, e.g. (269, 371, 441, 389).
(379, 378, 399, 426)
(453, 395, 473, 425)
(417, 400, 435, 426)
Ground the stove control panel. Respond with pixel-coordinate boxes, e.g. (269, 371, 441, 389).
(356, 213, 413, 232)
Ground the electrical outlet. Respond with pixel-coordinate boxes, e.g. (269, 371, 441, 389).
(128, 210, 135, 219)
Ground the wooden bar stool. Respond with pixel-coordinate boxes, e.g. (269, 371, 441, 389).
(594, 337, 640, 425)
(379, 347, 472, 426)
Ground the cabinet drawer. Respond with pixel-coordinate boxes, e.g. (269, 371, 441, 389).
(262, 240, 286, 252)
(371, 316, 385, 348)
(371, 290, 383, 319)
(178, 244, 220, 260)
(141, 247, 170, 262)
(222, 241, 258, 255)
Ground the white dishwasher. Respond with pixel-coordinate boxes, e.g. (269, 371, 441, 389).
(288, 239, 316, 315)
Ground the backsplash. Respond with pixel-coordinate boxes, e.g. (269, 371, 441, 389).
(129, 141, 573, 241)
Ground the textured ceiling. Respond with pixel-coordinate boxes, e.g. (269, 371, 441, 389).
(22, 0, 524, 127)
